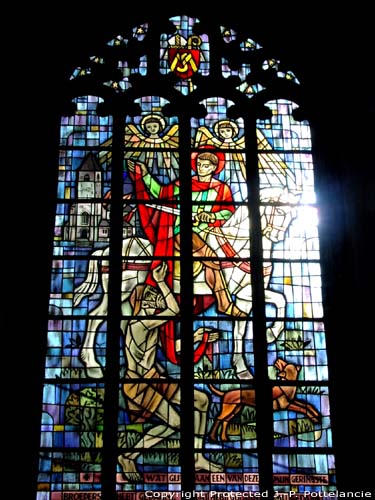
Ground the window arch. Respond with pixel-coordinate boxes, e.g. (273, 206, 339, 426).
(36, 14, 338, 497)
(80, 212, 90, 225)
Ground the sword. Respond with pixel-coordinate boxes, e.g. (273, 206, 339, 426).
(145, 203, 181, 216)
(145, 204, 214, 225)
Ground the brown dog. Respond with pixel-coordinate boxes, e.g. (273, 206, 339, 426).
(208, 358, 321, 441)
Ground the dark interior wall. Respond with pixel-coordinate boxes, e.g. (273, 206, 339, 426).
(8, 3, 373, 496)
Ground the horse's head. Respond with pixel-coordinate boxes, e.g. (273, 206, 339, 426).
(260, 187, 300, 243)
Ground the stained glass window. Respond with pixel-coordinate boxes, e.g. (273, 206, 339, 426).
(37, 15, 336, 498)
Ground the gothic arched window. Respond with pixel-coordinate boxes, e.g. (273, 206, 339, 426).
(37, 14, 336, 497)
(81, 212, 90, 225)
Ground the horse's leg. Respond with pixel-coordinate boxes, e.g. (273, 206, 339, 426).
(264, 289, 286, 343)
(232, 294, 253, 379)
(80, 268, 110, 379)
(81, 281, 129, 379)
(82, 267, 149, 377)
(219, 269, 253, 379)
(119, 270, 148, 335)
(80, 296, 108, 379)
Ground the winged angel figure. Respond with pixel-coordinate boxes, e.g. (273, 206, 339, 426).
(195, 119, 294, 188)
(99, 113, 179, 179)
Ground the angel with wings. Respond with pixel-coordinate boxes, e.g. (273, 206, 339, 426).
(194, 119, 247, 198)
(99, 113, 180, 181)
(195, 119, 245, 150)
(195, 119, 295, 192)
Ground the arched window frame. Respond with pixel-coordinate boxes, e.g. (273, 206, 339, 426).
(27, 10, 374, 496)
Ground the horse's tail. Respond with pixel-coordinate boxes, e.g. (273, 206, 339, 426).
(73, 249, 103, 307)
(208, 384, 225, 398)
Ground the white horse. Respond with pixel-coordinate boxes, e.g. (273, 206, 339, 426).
(74, 187, 298, 380)
(196, 186, 300, 379)
(73, 236, 153, 378)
